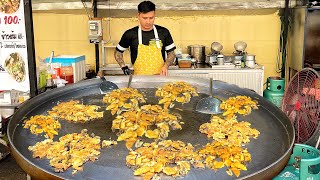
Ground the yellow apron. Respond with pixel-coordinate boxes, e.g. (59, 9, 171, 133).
(133, 25, 164, 75)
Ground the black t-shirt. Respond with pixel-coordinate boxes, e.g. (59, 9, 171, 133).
(116, 25, 176, 64)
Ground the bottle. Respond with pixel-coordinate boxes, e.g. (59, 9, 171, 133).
(51, 63, 61, 79)
(38, 61, 47, 88)
(61, 63, 74, 84)
(46, 73, 53, 87)
(149, 38, 162, 48)
(241, 56, 245, 68)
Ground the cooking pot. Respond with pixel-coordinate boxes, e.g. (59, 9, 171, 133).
(246, 55, 256, 61)
(187, 45, 206, 64)
(245, 55, 256, 68)
(217, 55, 224, 65)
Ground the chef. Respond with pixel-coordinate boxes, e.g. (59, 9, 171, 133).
(114, 1, 176, 76)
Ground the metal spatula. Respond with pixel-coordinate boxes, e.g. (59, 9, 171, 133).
(99, 76, 118, 94)
(127, 74, 133, 88)
(196, 78, 222, 114)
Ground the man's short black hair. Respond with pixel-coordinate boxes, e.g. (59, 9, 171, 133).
(138, 1, 156, 13)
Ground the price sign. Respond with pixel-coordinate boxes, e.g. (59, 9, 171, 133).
(2, 15, 21, 24)
(0, 0, 30, 92)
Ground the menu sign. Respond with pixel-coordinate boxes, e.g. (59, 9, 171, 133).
(0, 0, 29, 92)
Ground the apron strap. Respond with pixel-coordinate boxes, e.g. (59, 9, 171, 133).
(153, 25, 161, 49)
(138, 25, 161, 49)
(138, 26, 143, 45)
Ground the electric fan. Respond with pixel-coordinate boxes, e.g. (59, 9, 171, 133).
(281, 68, 320, 144)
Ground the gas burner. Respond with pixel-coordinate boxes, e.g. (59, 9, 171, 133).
(210, 50, 221, 56)
(233, 50, 247, 56)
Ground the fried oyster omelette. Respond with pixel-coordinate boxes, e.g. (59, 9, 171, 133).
(23, 115, 61, 139)
(126, 140, 204, 180)
(28, 129, 101, 174)
(156, 81, 198, 109)
(198, 107, 260, 177)
(103, 87, 146, 115)
(199, 116, 260, 147)
(112, 104, 183, 149)
(48, 100, 103, 122)
(198, 141, 252, 177)
(220, 95, 258, 119)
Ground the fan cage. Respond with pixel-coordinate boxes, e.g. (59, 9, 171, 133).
(281, 68, 320, 144)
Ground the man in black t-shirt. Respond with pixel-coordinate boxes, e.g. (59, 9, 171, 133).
(114, 1, 176, 76)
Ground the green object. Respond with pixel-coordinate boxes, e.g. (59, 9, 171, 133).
(241, 56, 245, 68)
(263, 76, 285, 108)
(273, 144, 320, 180)
(149, 39, 163, 48)
(39, 70, 47, 88)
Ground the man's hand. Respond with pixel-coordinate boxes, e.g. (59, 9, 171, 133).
(97, 70, 104, 78)
(160, 64, 169, 76)
(121, 66, 132, 75)
(161, 51, 175, 76)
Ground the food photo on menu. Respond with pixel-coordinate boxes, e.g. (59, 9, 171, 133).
(4, 52, 26, 82)
(0, 0, 20, 14)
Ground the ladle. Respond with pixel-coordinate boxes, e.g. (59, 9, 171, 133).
(99, 76, 118, 94)
(196, 78, 222, 114)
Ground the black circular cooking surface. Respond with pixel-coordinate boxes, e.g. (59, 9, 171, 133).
(8, 76, 294, 180)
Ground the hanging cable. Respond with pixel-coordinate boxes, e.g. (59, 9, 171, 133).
(81, 0, 93, 19)
(276, 16, 285, 73)
(280, 0, 290, 78)
(276, 0, 291, 76)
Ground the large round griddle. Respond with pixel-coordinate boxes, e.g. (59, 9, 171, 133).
(8, 76, 294, 180)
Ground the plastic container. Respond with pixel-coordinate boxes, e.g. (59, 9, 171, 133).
(178, 58, 192, 68)
(61, 63, 74, 84)
(45, 55, 85, 83)
(51, 63, 61, 79)
(217, 55, 224, 65)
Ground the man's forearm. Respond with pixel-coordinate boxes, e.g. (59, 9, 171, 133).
(114, 50, 126, 68)
(164, 51, 176, 67)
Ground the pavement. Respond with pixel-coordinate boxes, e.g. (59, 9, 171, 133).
(0, 137, 26, 180)
(0, 155, 26, 180)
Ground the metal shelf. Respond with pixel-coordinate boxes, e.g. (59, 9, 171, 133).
(101, 41, 116, 68)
